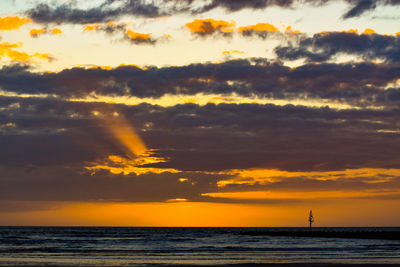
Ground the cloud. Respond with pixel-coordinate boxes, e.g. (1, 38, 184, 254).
(201, 0, 400, 19)
(1, 95, 400, 203)
(275, 31, 400, 63)
(24, 0, 400, 26)
(222, 50, 245, 54)
(185, 19, 235, 37)
(29, 28, 46, 37)
(125, 29, 156, 44)
(25, 1, 168, 24)
(0, 42, 53, 62)
(238, 22, 279, 38)
(30, 27, 63, 38)
(185, 20, 294, 39)
(1, 95, 400, 173)
(83, 21, 161, 45)
(0, 16, 31, 31)
(0, 165, 220, 202)
(0, 59, 399, 109)
(341, 0, 400, 19)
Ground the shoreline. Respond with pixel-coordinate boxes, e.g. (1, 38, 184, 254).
(1, 264, 400, 267)
(161, 264, 400, 267)
(238, 230, 400, 241)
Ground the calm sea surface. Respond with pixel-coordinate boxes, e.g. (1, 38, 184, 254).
(0, 227, 399, 266)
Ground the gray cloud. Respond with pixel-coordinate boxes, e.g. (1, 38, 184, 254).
(0, 59, 399, 108)
(0, 165, 224, 202)
(1, 97, 400, 172)
(275, 31, 400, 63)
(25, 0, 400, 25)
(84, 23, 163, 45)
(1, 96, 400, 203)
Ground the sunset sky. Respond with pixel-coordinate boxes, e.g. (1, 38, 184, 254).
(1, 0, 400, 226)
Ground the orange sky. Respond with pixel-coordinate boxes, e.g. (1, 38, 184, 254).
(0, 1, 400, 226)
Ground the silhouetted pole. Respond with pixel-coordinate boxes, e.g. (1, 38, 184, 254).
(309, 210, 314, 232)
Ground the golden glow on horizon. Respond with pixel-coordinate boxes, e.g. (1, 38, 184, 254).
(0, 16, 31, 30)
(2, 200, 400, 226)
(166, 198, 188, 202)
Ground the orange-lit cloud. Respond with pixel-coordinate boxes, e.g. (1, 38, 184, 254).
(186, 20, 293, 39)
(319, 28, 397, 36)
(83, 24, 100, 31)
(0, 42, 52, 62)
(30, 27, 63, 38)
(83, 22, 157, 44)
(125, 29, 151, 40)
(202, 190, 396, 201)
(342, 28, 358, 34)
(222, 50, 245, 55)
(363, 28, 376, 34)
(238, 22, 278, 33)
(217, 168, 400, 188)
(30, 28, 46, 37)
(86, 153, 180, 175)
(51, 28, 62, 35)
(0, 16, 31, 31)
(285, 26, 302, 36)
(124, 29, 159, 44)
(185, 19, 235, 36)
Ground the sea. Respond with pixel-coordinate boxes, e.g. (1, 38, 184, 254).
(0, 227, 399, 266)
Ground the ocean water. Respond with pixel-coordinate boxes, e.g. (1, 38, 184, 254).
(0, 227, 399, 266)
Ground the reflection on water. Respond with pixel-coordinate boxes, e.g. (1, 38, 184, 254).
(0, 227, 400, 266)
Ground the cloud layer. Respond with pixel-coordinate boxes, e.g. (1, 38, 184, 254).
(0, 58, 399, 108)
(25, 0, 400, 25)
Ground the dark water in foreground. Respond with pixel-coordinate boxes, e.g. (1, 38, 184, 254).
(0, 227, 400, 266)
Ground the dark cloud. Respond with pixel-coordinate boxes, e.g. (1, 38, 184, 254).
(196, 0, 295, 13)
(1, 95, 400, 203)
(26, 1, 162, 24)
(84, 23, 161, 45)
(25, 0, 400, 25)
(0, 59, 399, 108)
(342, 0, 400, 19)
(1, 97, 400, 173)
(0, 165, 224, 202)
(275, 31, 400, 63)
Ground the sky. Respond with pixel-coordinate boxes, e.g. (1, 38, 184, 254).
(0, 0, 400, 226)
